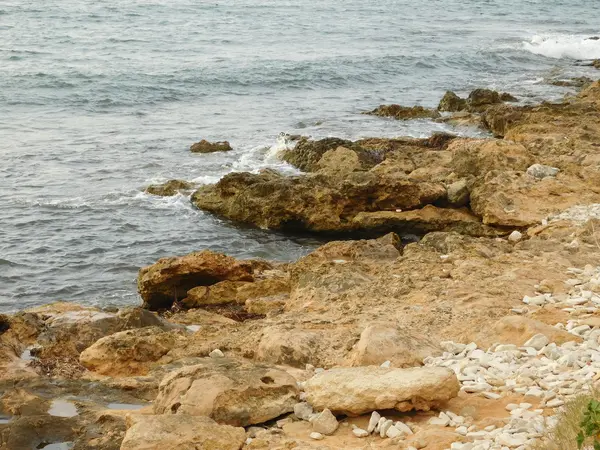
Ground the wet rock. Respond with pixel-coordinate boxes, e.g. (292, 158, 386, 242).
(145, 179, 194, 197)
(467, 88, 502, 111)
(500, 92, 518, 102)
(190, 139, 232, 153)
(79, 327, 186, 376)
(311, 408, 338, 435)
(349, 323, 442, 368)
(449, 139, 532, 177)
(153, 357, 298, 426)
(120, 415, 245, 450)
(304, 366, 459, 415)
(281, 137, 380, 172)
(526, 163, 560, 180)
(138, 250, 254, 310)
(594, 59, 600, 69)
(0, 416, 79, 450)
(191, 171, 446, 233)
(438, 91, 467, 112)
(0, 315, 9, 335)
(367, 104, 441, 120)
(550, 76, 593, 88)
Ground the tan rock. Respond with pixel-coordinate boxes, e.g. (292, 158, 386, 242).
(304, 366, 460, 415)
(190, 139, 232, 153)
(480, 316, 581, 348)
(367, 104, 441, 120)
(311, 408, 338, 435)
(182, 280, 249, 308)
(349, 323, 441, 368)
(236, 277, 290, 303)
(316, 146, 362, 176)
(153, 358, 298, 426)
(145, 179, 194, 197)
(438, 91, 467, 112)
(449, 139, 532, 177)
(120, 415, 245, 450)
(256, 326, 321, 367)
(245, 296, 287, 315)
(138, 250, 254, 310)
(79, 327, 185, 376)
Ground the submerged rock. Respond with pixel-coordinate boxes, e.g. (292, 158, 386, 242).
(304, 366, 459, 415)
(367, 104, 441, 120)
(120, 415, 245, 450)
(190, 139, 232, 153)
(138, 250, 255, 310)
(145, 179, 194, 197)
(153, 357, 298, 426)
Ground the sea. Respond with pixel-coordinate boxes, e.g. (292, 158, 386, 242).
(1, 0, 599, 312)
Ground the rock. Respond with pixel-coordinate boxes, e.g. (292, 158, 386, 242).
(138, 250, 254, 310)
(349, 323, 441, 368)
(367, 411, 381, 433)
(523, 333, 549, 350)
(353, 427, 369, 437)
(438, 91, 467, 112)
(209, 348, 224, 358)
(191, 171, 446, 233)
(309, 432, 324, 440)
(367, 104, 441, 120)
(480, 316, 581, 348)
(256, 327, 321, 367)
(316, 146, 362, 176)
(244, 295, 287, 315)
(500, 92, 518, 102)
(153, 357, 299, 426)
(294, 402, 313, 421)
(311, 408, 338, 435)
(182, 280, 248, 308)
(508, 230, 523, 242)
(593, 59, 600, 69)
(446, 179, 470, 207)
(379, 419, 393, 438)
(281, 137, 381, 172)
(467, 88, 502, 111)
(145, 179, 194, 197)
(304, 366, 460, 415)
(386, 424, 403, 438)
(481, 104, 525, 137)
(79, 327, 184, 376)
(526, 163, 560, 180)
(190, 139, 232, 153)
(120, 415, 245, 450)
(235, 277, 290, 303)
(449, 138, 532, 177)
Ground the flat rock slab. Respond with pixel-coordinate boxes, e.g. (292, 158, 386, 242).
(304, 366, 459, 415)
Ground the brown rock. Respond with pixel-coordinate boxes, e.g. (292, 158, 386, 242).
(236, 277, 290, 303)
(79, 327, 185, 376)
(138, 250, 254, 310)
(182, 280, 249, 308)
(500, 92, 518, 102)
(449, 139, 532, 177)
(349, 323, 442, 368)
(481, 316, 581, 348)
(190, 139, 232, 153)
(481, 104, 525, 137)
(144, 179, 194, 197)
(256, 326, 321, 367)
(304, 366, 460, 415)
(244, 296, 287, 315)
(316, 146, 362, 176)
(467, 88, 502, 111)
(153, 358, 298, 426)
(367, 104, 441, 120)
(438, 91, 467, 112)
(120, 415, 245, 450)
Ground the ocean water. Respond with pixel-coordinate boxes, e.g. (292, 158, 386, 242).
(1, 0, 599, 312)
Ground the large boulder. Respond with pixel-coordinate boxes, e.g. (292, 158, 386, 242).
(191, 171, 446, 233)
(145, 179, 194, 197)
(120, 415, 245, 450)
(449, 139, 532, 177)
(349, 323, 442, 367)
(79, 327, 186, 376)
(467, 88, 502, 111)
(153, 358, 299, 426)
(304, 366, 459, 415)
(190, 139, 232, 153)
(138, 250, 255, 310)
(367, 104, 441, 120)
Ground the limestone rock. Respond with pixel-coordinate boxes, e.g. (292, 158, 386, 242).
(153, 357, 299, 426)
(182, 280, 249, 308)
(523, 333, 549, 350)
(236, 277, 290, 304)
(438, 91, 467, 112)
(138, 250, 254, 310)
(304, 366, 460, 415)
(190, 139, 232, 153)
(467, 88, 502, 111)
(294, 402, 314, 421)
(256, 326, 321, 367)
(316, 146, 362, 176)
(311, 408, 338, 435)
(145, 179, 194, 197)
(446, 179, 470, 207)
(349, 323, 441, 368)
(508, 230, 522, 242)
(449, 139, 532, 177)
(120, 415, 245, 450)
(526, 163, 559, 180)
(79, 327, 184, 376)
(480, 316, 581, 348)
(481, 104, 525, 137)
(367, 104, 441, 120)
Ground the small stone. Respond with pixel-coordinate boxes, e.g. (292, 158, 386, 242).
(524, 333, 549, 351)
(526, 164, 559, 180)
(508, 230, 522, 242)
(367, 411, 380, 433)
(353, 427, 369, 438)
(456, 426, 468, 436)
(309, 432, 324, 440)
(294, 402, 313, 421)
(386, 425, 402, 438)
(429, 416, 450, 426)
(395, 421, 413, 435)
(482, 392, 501, 400)
(312, 408, 338, 435)
(209, 348, 224, 358)
(380, 419, 394, 438)
(546, 399, 564, 408)
(380, 360, 391, 368)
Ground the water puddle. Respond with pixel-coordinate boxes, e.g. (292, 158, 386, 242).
(47, 400, 78, 418)
(106, 403, 145, 410)
(37, 443, 74, 450)
(0, 415, 12, 424)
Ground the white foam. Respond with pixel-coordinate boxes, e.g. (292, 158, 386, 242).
(522, 34, 600, 60)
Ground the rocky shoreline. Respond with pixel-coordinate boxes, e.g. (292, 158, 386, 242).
(2, 80, 600, 450)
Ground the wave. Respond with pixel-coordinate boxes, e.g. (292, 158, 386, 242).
(522, 34, 600, 60)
